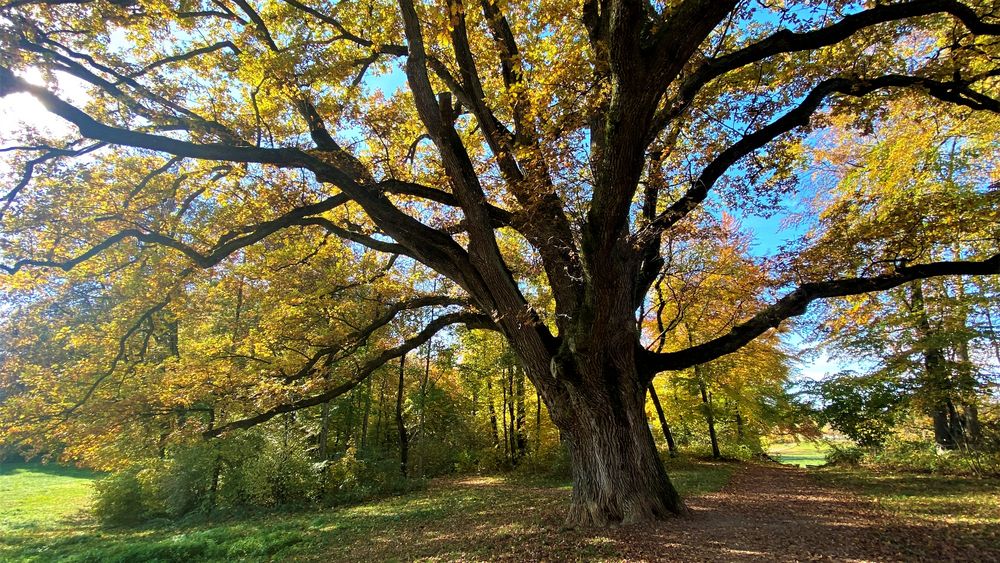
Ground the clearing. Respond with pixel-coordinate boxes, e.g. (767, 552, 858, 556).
(1, 460, 996, 561)
(768, 440, 832, 467)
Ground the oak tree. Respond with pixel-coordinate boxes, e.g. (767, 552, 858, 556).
(2, 0, 1000, 525)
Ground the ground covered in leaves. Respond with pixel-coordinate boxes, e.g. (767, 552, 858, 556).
(1, 459, 996, 561)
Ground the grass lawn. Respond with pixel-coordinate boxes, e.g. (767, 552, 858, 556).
(767, 440, 831, 467)
(0, 458, 731, 562)
(0, 463, 98, 531)
(816, 467, 1000, 553)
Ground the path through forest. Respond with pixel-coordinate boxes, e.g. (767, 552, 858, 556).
(596, 463, 992, 562)
(334, 462, 996, 561)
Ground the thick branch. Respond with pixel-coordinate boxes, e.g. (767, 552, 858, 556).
(204, 311, 495, 437)
(652, 0, 1000, 136)
(643, 253, 1000, 376)
(640, 73, 1000, 239)
(0, 66, 489, 296)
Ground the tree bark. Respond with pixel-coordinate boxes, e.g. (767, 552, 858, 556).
(558, 360, 687, 526)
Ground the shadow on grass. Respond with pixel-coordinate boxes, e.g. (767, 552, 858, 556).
(1, 461, 737, 562)
(0, 463, 99, 479)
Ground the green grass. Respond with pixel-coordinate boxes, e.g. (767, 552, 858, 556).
(664, 457, 733, 495)
(816, 467, 1000, 553)
(0, 461, 732, 562)
(768, 441, 830, 467)
(0, 463, 98, 531)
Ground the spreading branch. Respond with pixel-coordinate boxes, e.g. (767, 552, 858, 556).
(651, 0, 1000, 137)
(280, 295, 470, 383)
(643, 253, 1000, 376)
(639, 73, 1000, 241)
(205, 310, 495, 437)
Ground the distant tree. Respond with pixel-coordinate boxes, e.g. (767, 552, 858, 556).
(813, 371, 908, 449)
(804, 99, 1000, 450)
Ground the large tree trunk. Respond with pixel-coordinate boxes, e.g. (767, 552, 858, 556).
(551, 354, 686, 527)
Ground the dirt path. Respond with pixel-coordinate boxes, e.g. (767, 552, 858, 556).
(592, 463, 992, 562)
(330, 462, 993, 561)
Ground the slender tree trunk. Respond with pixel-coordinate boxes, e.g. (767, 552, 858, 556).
(911, 281, 959, 449)
(697, 369, 720, 459)
(507, 365, 516, 464)
(515, 366, 526, 461)
(396, 354, 409, 477)
(535, 387, 542, 457)
(648, 383, 677, 456)
(417, 339, 431, 474)
(501, 371, 510, 463)
(207, 409, 220, 515)
(360, 373, 372, 451)
(486, 378, 500, 447)
(955, 321, 981, 445)
(375, 369, 388, 449)
(735, 408, 745, 441)
(343, 390, 356, 450)
(471, 379, 478, 419)
(946, 398, 967, 449)
(319, 400, 331, 460)
(317, 358, 333, 459)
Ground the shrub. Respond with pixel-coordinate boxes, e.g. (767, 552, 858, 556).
(92, 468, 149, 526)
(232, 441, 319, 507)
(824, 443, 864, 466)
(92, 431, 430, 526)
(160, 443, 217, 516)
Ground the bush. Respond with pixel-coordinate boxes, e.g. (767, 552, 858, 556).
(92, 431, 430, 527)
(722, 443, 758, 462)
(317, 447, 421, 504)
(865, 439, 1000, 476)
(160, 443, 217, 516)
(228, 439, 319, 507)
(92, 468, 150, 526)
(824, 442, 865, 466)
